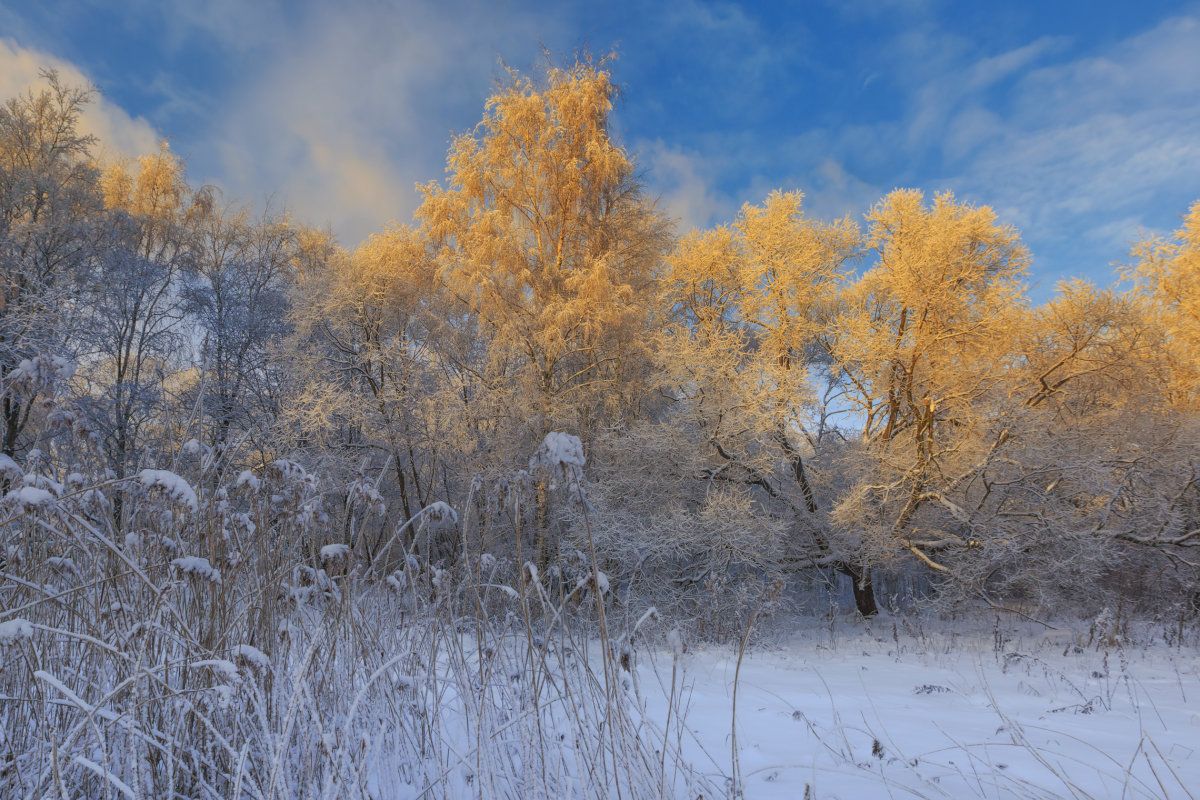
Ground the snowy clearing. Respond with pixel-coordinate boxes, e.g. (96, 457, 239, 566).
(638, 619, 1200, 799)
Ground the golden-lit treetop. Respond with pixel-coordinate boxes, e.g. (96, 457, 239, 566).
(417, 56, 668, 436)
(659, 190, 860, 439)
(827, 189, 1029, 441)
(736, 191, 860, 367)
(345, 226, 432, 318)
(1019, 279, 1149, 412)
(102, 142, 188, 218)
(660, 225, 743, 338)
(1126, 200, 1200, 408)
(101, 141, 211, 261)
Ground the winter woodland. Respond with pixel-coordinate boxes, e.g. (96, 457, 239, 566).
(1, 61, 1198, 798)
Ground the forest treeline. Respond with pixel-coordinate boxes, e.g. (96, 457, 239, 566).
(3, 61, 1198, 623)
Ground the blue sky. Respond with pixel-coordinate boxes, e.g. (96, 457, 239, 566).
(2, 0, 1198, 297)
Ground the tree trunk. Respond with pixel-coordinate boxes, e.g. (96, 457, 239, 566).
(535, 478, 550, 574)
(393, 453, 413, 522)
(840, 563, 878, 617)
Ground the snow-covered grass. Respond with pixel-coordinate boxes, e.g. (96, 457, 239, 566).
(0, 455, 707, 799)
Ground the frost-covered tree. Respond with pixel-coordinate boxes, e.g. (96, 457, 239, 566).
(1125, 200, 1200, 410)
(819, 210, 1198, 613)
(183, 202, 295, 459)
(286, 225, 446, 529)
(813, 190, 1029, 611)
(587, 191, 864, 616)
(0, 71, 102, 455)
(628, 189, 1032, 616)
(74, 144, 203, 480)
(417, 56, 670, 456)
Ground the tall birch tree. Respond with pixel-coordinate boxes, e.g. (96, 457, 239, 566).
(417, 57, 670, 454)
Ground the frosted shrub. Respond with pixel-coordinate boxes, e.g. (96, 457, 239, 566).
(319, 542, 350, 566)
(285, 563, 341, 604)
(4, 354, 75, 397)
(0, 454, 23, 483)
(263, 459, 325, 524)
(571, 477, 790, 639)
(0, 617, 33, 649)
(234, 469, 261, 491)
(170, 555, 223, 585)
(345, 474, 386, 516)
(2, 484, 58, 513)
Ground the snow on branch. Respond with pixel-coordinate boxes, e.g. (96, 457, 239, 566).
(2, 486, 57, 513)
(0, 618, 33, 646)
(529, 431, 590, 507)
(138, 469, 199, 513)
(530, 431, 586, 473)
(170, 556, 222, 585)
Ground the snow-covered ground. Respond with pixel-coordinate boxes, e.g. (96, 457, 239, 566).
(632, 617, 1200, 799)
(9, 543, 1198, 800)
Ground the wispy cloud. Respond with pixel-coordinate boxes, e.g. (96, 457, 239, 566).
(638, 139, 735, 233)
(169, 0, 573, 244)
(3, 0, 576, 246)
(3, 0, 1195, 287)
(638, 8, 1200, 289)
(939, 14, 1200, 281)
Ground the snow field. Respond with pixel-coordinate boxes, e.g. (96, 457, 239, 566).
(637, 617, 1200, 799)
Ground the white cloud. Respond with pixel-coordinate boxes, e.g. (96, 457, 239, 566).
(0, 38, 160, 162)
(640, 131, 881, 240)
(2, 0, 578, 247)
(943, 106, 1002, 162)
(5, 0, 1195, 285)
(775, 12, 1200, 288)
(827, 0, 941, 21)
(803, 159, 882, 221)
(639, 139, 733, 234)
(1016, 16, 1200, 116)
(148, 0, 292, 55)
(963, 37, 1066, 93)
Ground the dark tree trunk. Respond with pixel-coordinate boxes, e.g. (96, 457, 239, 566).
(3, 396, 22, 457)
(785, 448, 878, 616)
(840, 562, 879, 617)
(393, 452, 413, 522)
